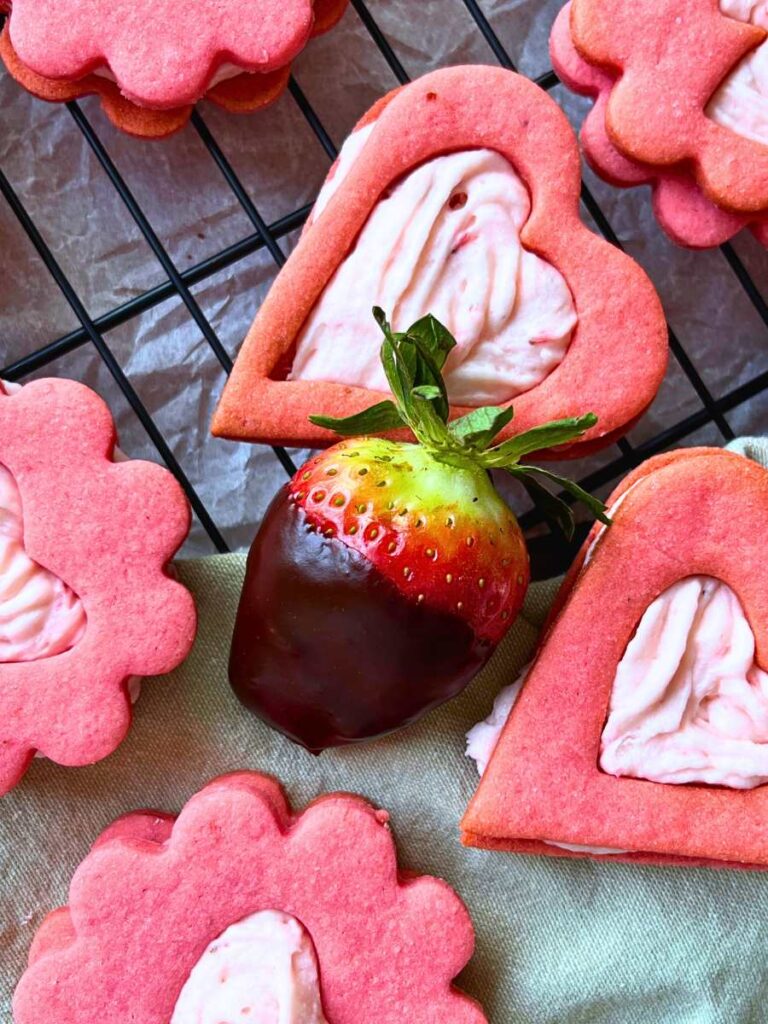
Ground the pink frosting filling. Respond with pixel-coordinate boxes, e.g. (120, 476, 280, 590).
(601, 576, 768, 789)
(0, 460, 86, 664)
(290, 124, 577, 407)
(170, 910, 328, 1024)
(469, 576, 768, 797)
(707, 1, 768, 145)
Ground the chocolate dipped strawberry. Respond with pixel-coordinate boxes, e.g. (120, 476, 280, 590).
(230, 310, 608, 751)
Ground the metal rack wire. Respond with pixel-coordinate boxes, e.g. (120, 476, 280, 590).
(2, 0, 768, 569)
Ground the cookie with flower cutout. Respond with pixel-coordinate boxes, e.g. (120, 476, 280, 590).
(551, 1, 768, 248)
(13, 771, 488, 1024)
(212, 65, 667, 457)
(463, 448, 768, 869)
(0, 378, 195, 795)
(0, 0, 348, 138)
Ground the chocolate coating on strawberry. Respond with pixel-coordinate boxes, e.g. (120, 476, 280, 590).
(230, 485, 492, 751)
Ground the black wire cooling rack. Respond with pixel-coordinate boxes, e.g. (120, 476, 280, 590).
(2, 0, 768, 571)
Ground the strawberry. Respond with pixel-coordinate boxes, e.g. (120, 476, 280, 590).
(229, 309, 608, 752)
(289, 438, 528, 646)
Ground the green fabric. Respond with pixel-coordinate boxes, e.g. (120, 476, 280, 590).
(726, 436, 768, 463)
(3, 443, 768, 1022)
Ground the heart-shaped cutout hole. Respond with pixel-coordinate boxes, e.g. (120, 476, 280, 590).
(0, 462, 86, 663)
(601, 574, 768, 789)
(470, 576, 768, 792)
(288, 130, 578, 408)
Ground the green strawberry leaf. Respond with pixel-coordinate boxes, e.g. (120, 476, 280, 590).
(513, 463, 611, 526)
(309, 400, 404, 435)
(404, 313, 456, 371)
(480, 414, 598, 467)
(507, 468, 576, 541)
(372, 306, 393, 336)
(375, 308, 453, 436)
(411, 384, 443, 401)
(380, 335, 415, 418)
(449, 405, 515, 448)
(312, 307, 609, 535)
(405, 335, 450, 423)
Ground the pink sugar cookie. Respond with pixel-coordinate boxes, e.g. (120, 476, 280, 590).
(0, 379, 195, 795)
(463, 449, 768, 869)
(0, 0, 348, 138)
(212, 66, 667, 458)
(551, 3, 768, 249)
(14, 771, 487, 1023)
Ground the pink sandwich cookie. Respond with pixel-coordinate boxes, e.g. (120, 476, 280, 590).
(0, 378, 195, 795)
(213, 65, 667, 455)
(13, 771, 488, 1023)
(463, 449, 768, 869)
(0, 0, 348, 138)
(550, 1, 768, 248)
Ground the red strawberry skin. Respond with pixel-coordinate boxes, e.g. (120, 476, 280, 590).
(229, 438, 529, 751)
(292, 438, 529, 644)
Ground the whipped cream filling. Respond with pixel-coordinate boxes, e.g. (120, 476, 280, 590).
(290, 125, 577, 406)
(0, 381, 140, 732)
(0, 458, 86, 663)
(601, 576, 768, 789)
(707, 1, 768, 146)
(171, 910, 328, 1024)
(466, 667, 626, 856)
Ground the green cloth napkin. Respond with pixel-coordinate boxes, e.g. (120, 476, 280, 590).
(2, 441, 768, 1023)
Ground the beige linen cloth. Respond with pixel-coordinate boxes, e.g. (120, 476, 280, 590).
(1, 438, 767, 1023)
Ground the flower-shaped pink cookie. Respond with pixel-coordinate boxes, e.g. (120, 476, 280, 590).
(0, 379, 195, 795)
(14, 772, 487, 1023)
(551, 1, 768, 248)
(0, 0, 348, 138)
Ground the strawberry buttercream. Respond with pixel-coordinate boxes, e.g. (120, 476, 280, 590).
(708, 1, 768, 146)
(0, 464, 86, 663)
(171, 910, 328, 1024)
(290, 126, 577, 407)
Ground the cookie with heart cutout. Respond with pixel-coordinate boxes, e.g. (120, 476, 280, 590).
(13, 771, 488, 1024)
(0, 0, 348, 139)
(462, 447, 768, 869)
(550, 2, 768, 248)
(0, 378, 196, 795)
(555, 0, 768, 225)
(211, 65, 667, 458)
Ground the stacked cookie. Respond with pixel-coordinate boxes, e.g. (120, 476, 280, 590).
(550, 0, 768, 248)
(0, 0, 348, 137)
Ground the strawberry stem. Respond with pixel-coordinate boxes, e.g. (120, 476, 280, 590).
(309, 309, 610, 538)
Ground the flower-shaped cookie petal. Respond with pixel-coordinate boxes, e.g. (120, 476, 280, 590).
(564, 0, 768, 214)
(462, 449, 768, 868)
(212, 66, 667, 457)
(551, 3, 768, 248)
(14, 772, 487, 1023)
(0, 379, 195, 795)
(0, 0, 348, 138)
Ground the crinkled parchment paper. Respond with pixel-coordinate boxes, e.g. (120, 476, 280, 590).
(1, 3, 768, 1022)
(1, 0, 766, 555)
